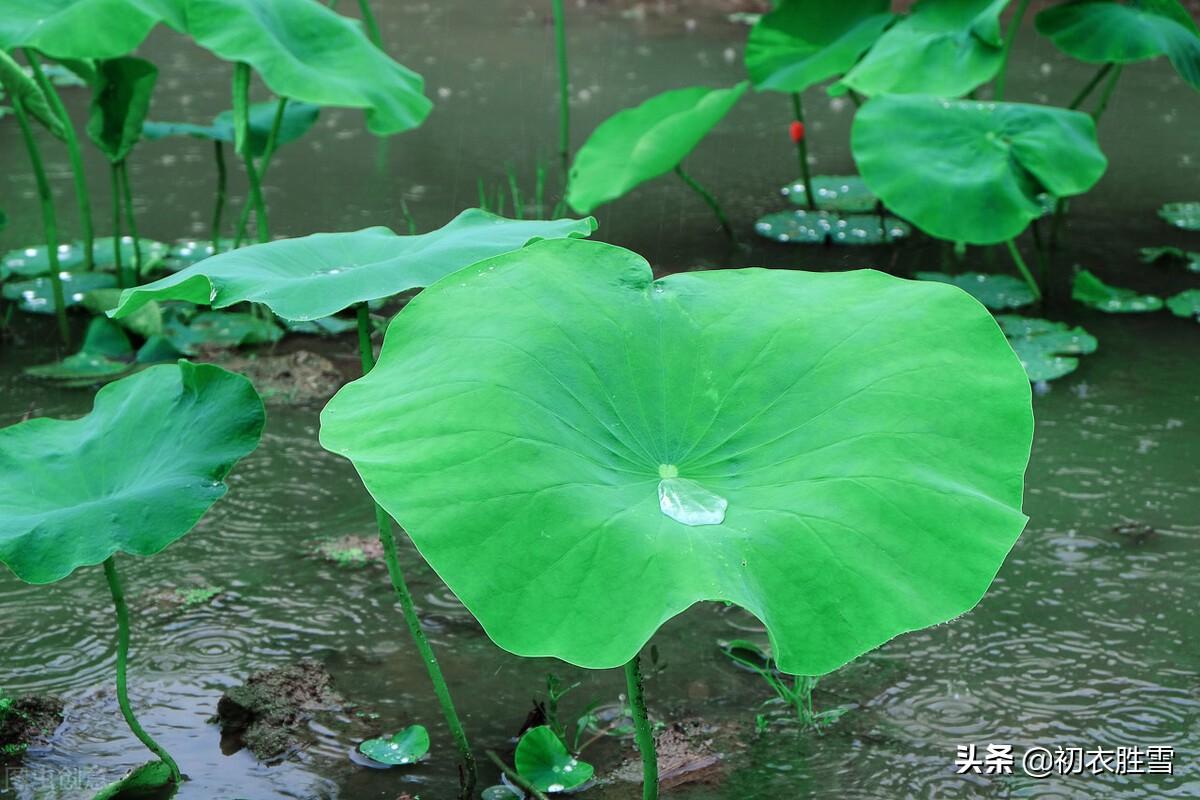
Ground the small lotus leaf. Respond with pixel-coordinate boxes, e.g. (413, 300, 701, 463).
(1166, 288, 1200, 321)
(24, 318, 133, 386)
(781, 174, 878, 212)
(1158, 201, 1200, 230)
(482, 787, 522, 800)
(319, 238, 1033, 674)
(0, 361, 265, 584)
(83, 288, 163, 338)
(164, 311, 283, 354)
(997, 314, 1098, 382)
(164, 238, 233, 271)
(1140, 246, 1200, 272)
(0, 0, 180, 60)
(3, 271, 117, 314)
(514, 726, 594, 793)
(357, 725, 430, 766)
(144, 100, 320, 158)
(2, 237, 167, 279)
(834, 0, 1011, 98)
(916, 272, 1037, 310)
(745, 0, 893, 93)
(1036, 0, 1200, 90)
(566, 83, 748, 214)
(1071, 270, 1163, 312)
(0, 49, 65, 139)
(86, 56, 157, 163)
(90, 759, 176, 800)
(754, 209, 910, 245)
(852, 95, 1107, 244)
(284, 316, 358, 337)
(111, 209, 597, 322)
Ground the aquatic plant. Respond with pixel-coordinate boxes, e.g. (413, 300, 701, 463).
(1072, 270, 1164, 313)
(552, 0, 570, 181)
(0, 361, 265, 791)
(358, 725, 430, 766)
(319, 237, 1035, 798)
(515, 726, 593, 793)
(721, 640, 846, 728)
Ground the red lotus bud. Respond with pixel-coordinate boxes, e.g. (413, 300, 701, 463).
(789, 120, 805, 143)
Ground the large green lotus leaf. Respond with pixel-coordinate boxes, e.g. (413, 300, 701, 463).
(916, 272, 1037, 310)
(144, 100, 320, 158)
(852, 95, 1107, 244)
(1166, 288, 1200, 321)
(1158, 201, 1200, 230)
(0, 0, 180, 59)
(171, 0, 431, 137)
(111, 209, 598, 322)
(754, 209, 911, 245)
(745, 0, 893, 93)
(566, 83, 748, 214)
(514, 726, 594, 792)
(1036, 0, 1200, 90)
(782, 175, 878, 212)
(1071, 269, 1163, 312)
(996, 315, 1097, 382)
(86, 56, 158, 164)
(3, 272, 117, 314)
(319, 238, 1034, 674)
(0, 361, 264, 584)
(0, 49, 65, 139)
(1, 238, 167, 279)
(357, 725, 429, 766)
(834, 0, 1011, 97)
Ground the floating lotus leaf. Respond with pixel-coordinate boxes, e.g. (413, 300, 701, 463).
(3, 271, 117, 314)
(86, 56, 157, 163)
(163, 238, 233, 271)
(481, 787, 522, 800)
(1, 238, 167, 279)
(0, 361, 265, 584)
(1071, 269, 1163, 312)
(1158, 201, 1200, 230)
(852, 95, 1107, 244)
(754, 209, 910, 245)
(1166, 288, 1200, 321)
(0, 49, 65, 139)
(144, 101, 320, 158)
(781, 175, 878, 212)
(1036, 0, 1200, 90)
(163, 311, 283, 354)
(997, 315, 1098, 382)
(91, 759, 176, 800)
(24, 317, 133, 386)
(357, 725, 429, 766)
(834, 0, 1011, 97)
(515, 726, 594, 793)
(111, 209, 597, 322)
(0, 0, 180, 60)
(1140, 246, 1200, 272)
(915, 272, 1037, 310)
(745, 0, 893, 93)
(319, 238, 1033, 674)
(566, 83, 748, 214)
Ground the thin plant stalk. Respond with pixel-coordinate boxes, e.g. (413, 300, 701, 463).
(674, 164, 735, 242)
(11, 96, 70, 344)
(233, 96, 289, 246)
(109, 163, 126, 289)
(790, 92, 816, 210)
(355, 302, 478, 799)
(358, 0, 383, 48)
(624, 654, 658, 800)
(552, 0, 570, 180)
(103, 556, 182, 783)
(485, 751, 549, 800)
(118, 161, 143, 279)
(25, 49, 94, 272)
(993, 0, 1031, 101)
(1089, 65, 1123, 123)
(1005, 239, 1041, 300)
(232, 63, 268, 246)
(212, 141, 227, 254)
(1068, 62, 1113, 110)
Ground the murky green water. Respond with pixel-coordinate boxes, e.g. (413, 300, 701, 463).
(3, 3, 1200, 798)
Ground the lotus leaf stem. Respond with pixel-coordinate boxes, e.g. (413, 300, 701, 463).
(624, 654, 658, 800)
(993, 0, 1031, 102)
(109, 164, 126, 288)
(358, 0, 383, 49)
(1068, 62, 1113, 110)
(355, 302, 478, 799)
(233, 96, 289, 246)
(103, 556, 182, 784)
(790, 92, 816, 211)
(232, 63, 269, 246)
(673, 165, 735, 242)
(118, 161, 144, 279)
(11, 96, 70, 345)
(1090, 65, 1123, 123)
(553, 0, 570, 181)
(212, 141, 227, 255)
(25, 49, 95, 272)
(1005, 239, 1041, 301)
(485, 750, 549, 800)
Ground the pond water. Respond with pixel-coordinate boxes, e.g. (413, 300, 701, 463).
(2, 2, 1200, 799)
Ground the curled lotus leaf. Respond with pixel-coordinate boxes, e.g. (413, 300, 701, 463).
(0, 361, 265, 584)
(319, 238, 1034, 675)
(514, 726, 594, 793)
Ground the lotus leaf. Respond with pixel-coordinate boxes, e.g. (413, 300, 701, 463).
(0, 0, 180, 60)
(1, 238, 167, 279)
(834, 0, 1011, 98)
(1140, 246, 1200, 272)
(566, 83, 748, 214)
(781, 175, 877, 212)
(144, 101, 320, 158)
(852, 95, 1107, 244)
(284, 316, 358, 337)
(0, 361, 265, 584)
(86, 56, 157, 163)
(514, 726, 593, 793)
(164, 311, 283, 354)
(744, 0, 893, 93)
(91, 759, 176, 800)
(1035, 0, 1200, 91)
(1166, 288, 1200, 321)
(24, 317, 133, 386)
(915, 272, 1037, 310)
(1158, 201, 1200, 230)
(0, 49, 65, 139)
(82, 288, 163, 339)
(3, 271, 117, 314)
(357, 725, 429, 766)
(1071, 270, 1163, 312)
(319, 238, 1034, 675)
(754, 209, 910, 245)
(996, 315, 1098, 382)
(111, 209, 597, 322)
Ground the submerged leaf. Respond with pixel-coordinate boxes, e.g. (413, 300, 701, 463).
(1158, 201, 1200, 230)
(1071, 270, 1163, 312)
(997, 315, 1097, 382)
(86, 57, 158, 163)
(319, 238, 1033, 674)
(514, 726, 594, 792)
(0, 362, 265, 584)
(566, 83, 748, 214)
(1166, 288, 1200, 321)
(916, 272, 1037, 310)
(781, 175, 877, 213)
(754, 209, 910, 245)
(357, 725, 429, 766)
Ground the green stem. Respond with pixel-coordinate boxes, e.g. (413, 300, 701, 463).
(25, 49, 94, 272)
(993, 0, 1031, 102)
(1090, 65, 1122, 123)
(110, 163, 126, 289)
(790, 92, 816, 211)
(12, 96, 69, 345)
(624, 654, 658, 800)
(103, 557, 182, 784)
(232, 63, 268, 246)
(234, 96, 288, 246)
(1005, 239, 1041, 300)
(1068, 62, 1113, 110)
(673, 165, 734, 242)
(1050, 65, 1120, 254)
(211, 141, 228, 255)
(118, 160, 143, 281)
(355, 303, 478, 799)
(552, 0, 570, 181)
(358, 0, 383, 48)
(485, 751, 549, 800)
